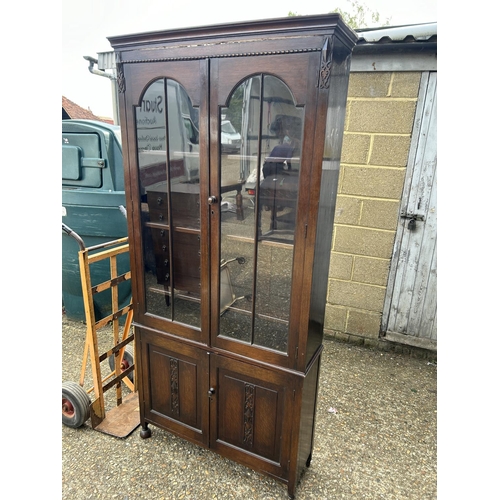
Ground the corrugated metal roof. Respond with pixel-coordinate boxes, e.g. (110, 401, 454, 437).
(97, 22, 437, 70)
(356, 22, 437, 44)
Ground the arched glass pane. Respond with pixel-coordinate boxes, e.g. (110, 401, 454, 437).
(136, 78, 201, 328)
(219, 75, 303, 353)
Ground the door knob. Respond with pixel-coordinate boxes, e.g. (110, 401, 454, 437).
(208, 387, 216, 396)
(208, 196, 218, 205)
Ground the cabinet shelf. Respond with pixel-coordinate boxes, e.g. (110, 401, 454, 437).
(145, 221, 201, 235)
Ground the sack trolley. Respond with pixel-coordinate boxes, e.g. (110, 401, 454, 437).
(62, 222, 139, 438)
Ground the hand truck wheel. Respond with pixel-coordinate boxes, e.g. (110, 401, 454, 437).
(108, 343, 134, 383)
(62, 381, 91, 428)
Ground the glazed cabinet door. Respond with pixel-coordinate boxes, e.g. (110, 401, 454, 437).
(121, 60, 210, 345)
(209, 53, 322, 369)
(209, 354, 298, 481)
(138, 326, 210, 447)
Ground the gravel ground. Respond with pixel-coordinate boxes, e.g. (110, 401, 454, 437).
(62, 314, 437, 499)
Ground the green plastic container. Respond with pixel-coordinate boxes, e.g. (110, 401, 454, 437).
(62, 119, 131, 322)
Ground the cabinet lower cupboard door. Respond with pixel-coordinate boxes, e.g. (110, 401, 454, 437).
(209, 355, 297, 481)
(139, 328, 209, 447)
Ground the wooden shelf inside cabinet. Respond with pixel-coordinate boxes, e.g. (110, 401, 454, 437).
(145, 183, 201, 295)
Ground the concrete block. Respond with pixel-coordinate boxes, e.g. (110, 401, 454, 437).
(352, 256, 390, 286)
(327, 279, 386, 312)
(324, 304, 347, 331)
(370, 135, 412, 167)
(340, 133, 371, 164)
(360, 199, 400, 230)
(390, 72, 421, 98)
(346, 309, 381, 338)
(347, 72, 392, 98)
(333, 226, 395, 259)
(329, 252, 353, 280)
(348, 100, 417, 134)
(341, 166, 406, 199)
(334, 195, 362, 225)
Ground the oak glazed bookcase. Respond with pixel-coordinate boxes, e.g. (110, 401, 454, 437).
(109, 14, 357, 498)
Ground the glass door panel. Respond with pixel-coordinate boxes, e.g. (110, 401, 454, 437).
(136, 78, 202, 328)
(218, 75, 304, 353)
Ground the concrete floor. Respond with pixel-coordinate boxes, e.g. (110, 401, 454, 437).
(61, 314, 437, 499)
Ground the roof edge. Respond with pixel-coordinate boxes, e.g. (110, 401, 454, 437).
(356, 22, 437, 43)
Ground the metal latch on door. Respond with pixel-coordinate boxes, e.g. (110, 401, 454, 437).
(400, 212, 425, 230)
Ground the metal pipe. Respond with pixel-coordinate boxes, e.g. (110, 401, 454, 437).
(83, 55, 115, 81)
(83, 55, 120, 125)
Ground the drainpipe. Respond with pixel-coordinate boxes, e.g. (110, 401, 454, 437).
(83, 55, 120, 125)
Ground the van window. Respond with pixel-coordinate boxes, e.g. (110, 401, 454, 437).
(62, 132, 104, 188)
(221, 121, 237, 134)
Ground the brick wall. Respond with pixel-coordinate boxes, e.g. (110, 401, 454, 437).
(325, 71, 421, 347)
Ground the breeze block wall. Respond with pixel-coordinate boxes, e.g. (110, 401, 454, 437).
(324, 71, 421, 348)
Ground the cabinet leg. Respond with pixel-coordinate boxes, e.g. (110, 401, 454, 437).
(140, 423, 152, 439)
(235, 190, 244, 220)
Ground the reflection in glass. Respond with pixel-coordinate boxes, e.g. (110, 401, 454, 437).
(219, 75, 304, 353)
(136, 78, 201, 328)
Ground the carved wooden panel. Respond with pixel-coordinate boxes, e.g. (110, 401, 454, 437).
(210, 355, 294, 476)
(149, 349, 198, 427)
(140, 328, 209, 446)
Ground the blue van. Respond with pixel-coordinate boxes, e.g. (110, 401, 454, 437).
(62, 119, 131, 322)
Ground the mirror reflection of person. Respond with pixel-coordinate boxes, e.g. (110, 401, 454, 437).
(263, 135, 295, 178)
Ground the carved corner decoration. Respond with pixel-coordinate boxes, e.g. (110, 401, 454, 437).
(116, 52, 126, 93)
(318, 37, 333, 89)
